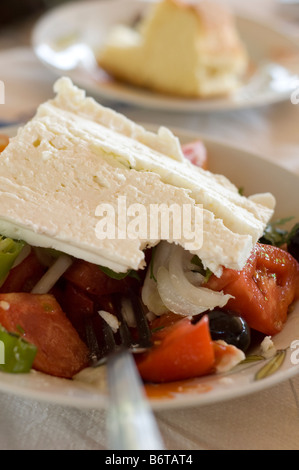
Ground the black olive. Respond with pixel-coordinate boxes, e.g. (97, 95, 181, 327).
(287, 226, 299, 263)
(207, 309, 251, 352)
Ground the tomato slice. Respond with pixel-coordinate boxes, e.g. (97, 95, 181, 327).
(0, 251, 46, 293)
(204, 243, 299, 335)
(0, 292, 89, 378)
(61, 282, 95, 342)
(182, 140, 208, 170)
(148, 312, 182, 330)
(63, 259, 139, 298)
(136, 315, 215, 383)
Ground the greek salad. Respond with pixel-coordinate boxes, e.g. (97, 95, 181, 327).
(0, 134, 298, 384)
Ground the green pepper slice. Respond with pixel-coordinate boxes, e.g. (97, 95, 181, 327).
(0, 326, 37, 373)
(0, 236, 25, 284)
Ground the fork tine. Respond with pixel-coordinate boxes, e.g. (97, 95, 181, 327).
(85, 293, 152, 367)
(85, 315, 117, 366)
(83, 294, 164, 449)
(101, 315, 118, 355)
(112, 295, 135, 349)
(129, 292, 152, 350)
(84, 317, 102, 366)
(113, 293, 152, 352)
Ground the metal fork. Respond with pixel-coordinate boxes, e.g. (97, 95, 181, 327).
(85, 293, 165, 450)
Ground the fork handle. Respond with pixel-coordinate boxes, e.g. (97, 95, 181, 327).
(107, 348, 165, 450)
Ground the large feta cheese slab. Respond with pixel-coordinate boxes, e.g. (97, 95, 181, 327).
(0, 78, 275, 274)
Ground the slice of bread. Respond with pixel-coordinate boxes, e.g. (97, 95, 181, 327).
(97, 0, 249, 98)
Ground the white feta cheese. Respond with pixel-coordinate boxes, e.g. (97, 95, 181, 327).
(0, 301, 10, 311)
(260, 336, 277, 358)
(214, 340, 246, 373)
(0, 77, 275, 276)
(98, 310, 120, 333)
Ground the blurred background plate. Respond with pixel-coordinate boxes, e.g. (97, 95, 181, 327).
(32, 0, 299, 112)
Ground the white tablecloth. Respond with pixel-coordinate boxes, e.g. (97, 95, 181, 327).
(1, 0, 299, 450)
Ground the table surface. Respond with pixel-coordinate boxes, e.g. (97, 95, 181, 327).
(1, 0, 299, 450)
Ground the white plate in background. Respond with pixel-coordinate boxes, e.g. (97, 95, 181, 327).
(0, 124, 299, 410)
(32, 0, 299, 112)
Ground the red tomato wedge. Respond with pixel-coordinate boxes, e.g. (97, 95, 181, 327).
(63, 259, 138, 297)
(182, 140, 208, 170)
(148, 311, 182, 330)
(61, 282, 95, 342)
(204, 243, 299, 336)
(136, 315, 215, 383)
(0, 293, 89, 378)
(0, 251, 46, 293)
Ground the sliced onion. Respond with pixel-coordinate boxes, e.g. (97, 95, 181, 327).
(152, 241, 172, 277)
(141, 241, 171, 315)
(121, 297, 136, 328)
(33, 247, 57, 268)
(157, 266, 208, 316)
(168, 244, 232, 311)
(12, 244, 32, 269)
(142, 241, 233, 317)
(31, 254, 73, 294)
(184, 270, 205, 285)
(141, 272, 168, 315)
